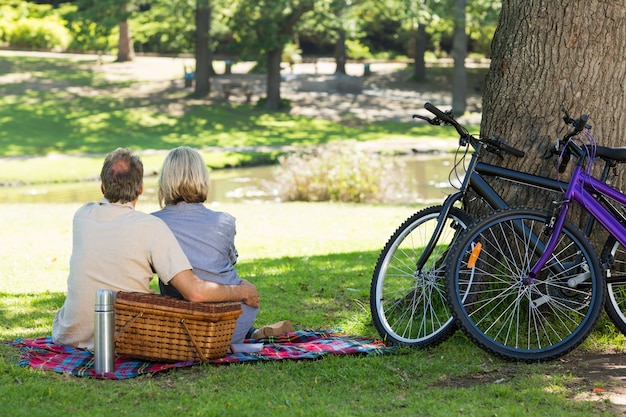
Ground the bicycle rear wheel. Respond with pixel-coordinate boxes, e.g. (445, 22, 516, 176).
(601, 237, 626, 335)
(370, 205, 471, 347)
(445, 208, 604, 362)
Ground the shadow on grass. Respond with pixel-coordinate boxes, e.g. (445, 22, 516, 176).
(0, 249, 383, 341)
(236, 250, 381, 333)
(0, 55, 455, 157)
(0, 291, 66, 341)
(0, 55, 105, 85)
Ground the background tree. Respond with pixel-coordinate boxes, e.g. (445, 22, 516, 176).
(327, 0, 364, 74)
(407, 0, 428, 82)
(479, 1, 626, 241)
(195, 0, 211, 97)
(297, 0, 368, 73)
(451, 0, 467, 113)
(467, 0, 501, 58)
(117, 1, 134, 62)
(374, 0, 434, 82)
(230, 0, 315, 110)
(131, 0, 196, 54)
(73, 0, 135, 61)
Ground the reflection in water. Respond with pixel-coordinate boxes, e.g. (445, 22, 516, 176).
(0, 154, 458, 204)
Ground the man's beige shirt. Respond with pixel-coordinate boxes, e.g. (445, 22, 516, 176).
(52, 199, 191, 349)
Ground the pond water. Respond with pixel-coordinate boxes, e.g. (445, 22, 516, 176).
(0, 154, 459, 205)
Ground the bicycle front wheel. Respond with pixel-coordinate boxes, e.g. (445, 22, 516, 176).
(445, 208, 605, 362)
(370, 205, 471, 347)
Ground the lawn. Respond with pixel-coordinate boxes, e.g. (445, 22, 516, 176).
(1, 202, 622, 416)
(1, 54, 624, 416)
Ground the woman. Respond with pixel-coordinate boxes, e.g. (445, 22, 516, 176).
(153, 146, 292, 343)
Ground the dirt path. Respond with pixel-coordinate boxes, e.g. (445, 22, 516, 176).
(87, 53, 482, 154)
(87, 52, 483, 124)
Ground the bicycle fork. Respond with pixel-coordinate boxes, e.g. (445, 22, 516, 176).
(414, 192, 464, 272)
(413, 168, 514, 272)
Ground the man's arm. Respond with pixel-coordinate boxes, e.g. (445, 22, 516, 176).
(168, 270, 259, 307)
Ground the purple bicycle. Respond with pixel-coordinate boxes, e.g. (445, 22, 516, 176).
(445, 113, 626, 362)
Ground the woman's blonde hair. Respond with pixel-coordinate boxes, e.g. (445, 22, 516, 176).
(158, 146, 210, 207)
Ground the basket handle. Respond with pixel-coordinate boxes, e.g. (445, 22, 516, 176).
(114, 312, 143, 342)
(180, 319, 208, 362)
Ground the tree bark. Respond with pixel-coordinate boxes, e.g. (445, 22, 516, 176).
(116, 20, 135, 62)
(412, 24, 426, 82)
(265, 48, 283, 110)
(262, 2, 313, 110)
(451, 0, 467, 113)
(479, 0, 626, 239)
(335, 29, 347, 74)
(195, 0, 211, 97)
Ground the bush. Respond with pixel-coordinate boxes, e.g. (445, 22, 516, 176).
(8, 17, 70, 51)
(272, 142, 406, 203)
(66, 20, 115, 53)
(255, 97, 291, 110)
(346, 39, 372, 60)
(0, 22, 8, 46)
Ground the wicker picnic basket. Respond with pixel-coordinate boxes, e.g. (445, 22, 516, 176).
(114, 292, 242, 362)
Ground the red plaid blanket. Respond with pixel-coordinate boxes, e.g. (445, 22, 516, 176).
(6, 329, 395, 380)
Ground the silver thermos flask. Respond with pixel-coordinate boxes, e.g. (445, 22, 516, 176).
(94, 289, 116, 375)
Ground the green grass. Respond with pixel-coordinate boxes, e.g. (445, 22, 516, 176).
(0, 202, 623, 416)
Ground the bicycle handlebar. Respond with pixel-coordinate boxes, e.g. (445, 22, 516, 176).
(421, 102, 525, 159)
(423, 102, 466, 137)
(546, 111, 591, 172)
(575, 114, 589, 132)
(424, 102, 452, 123)
(483, 137, 526, 158)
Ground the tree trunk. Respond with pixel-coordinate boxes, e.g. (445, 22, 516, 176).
(479, 1, 626, 241)
(451, 0, 467, 113)
(195, 0, 211, 97)
(412, 24, 426, 82)
(116, 20, 134, 62)
(335, 29, 347, 74)
(265, 48, 283, 110)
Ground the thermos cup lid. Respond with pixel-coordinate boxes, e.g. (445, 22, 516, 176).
(94, 289, 117, 310)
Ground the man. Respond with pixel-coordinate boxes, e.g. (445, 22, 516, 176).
(52, 148, 259, 349)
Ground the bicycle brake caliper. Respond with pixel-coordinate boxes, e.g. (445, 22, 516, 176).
(544, 201, 561, 235)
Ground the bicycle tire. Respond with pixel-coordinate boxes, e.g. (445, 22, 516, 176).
(370, 205, 472, 347)
(445, 208, 605, 362)
(601, 237, 626, 335)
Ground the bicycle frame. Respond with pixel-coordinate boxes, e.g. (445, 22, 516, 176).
(531, 163, 626, 280)
(414, 147, 616, 272)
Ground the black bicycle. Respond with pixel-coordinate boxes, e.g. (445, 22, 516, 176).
(370, 103, 625, 347)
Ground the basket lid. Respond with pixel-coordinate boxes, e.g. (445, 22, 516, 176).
(114, 291, 242, 315)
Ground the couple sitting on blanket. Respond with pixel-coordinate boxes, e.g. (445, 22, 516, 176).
(52, 147, 293, 350)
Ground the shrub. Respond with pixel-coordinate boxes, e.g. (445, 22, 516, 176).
(272, 142, 407, 203)
(255, 97, 291, 110)
(66, 19, 115, 53)
(0, 21, 8, 46)
(282, 42, 302, 66)
(346, 39, 372, 60)
(8, 17, 70, 50)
